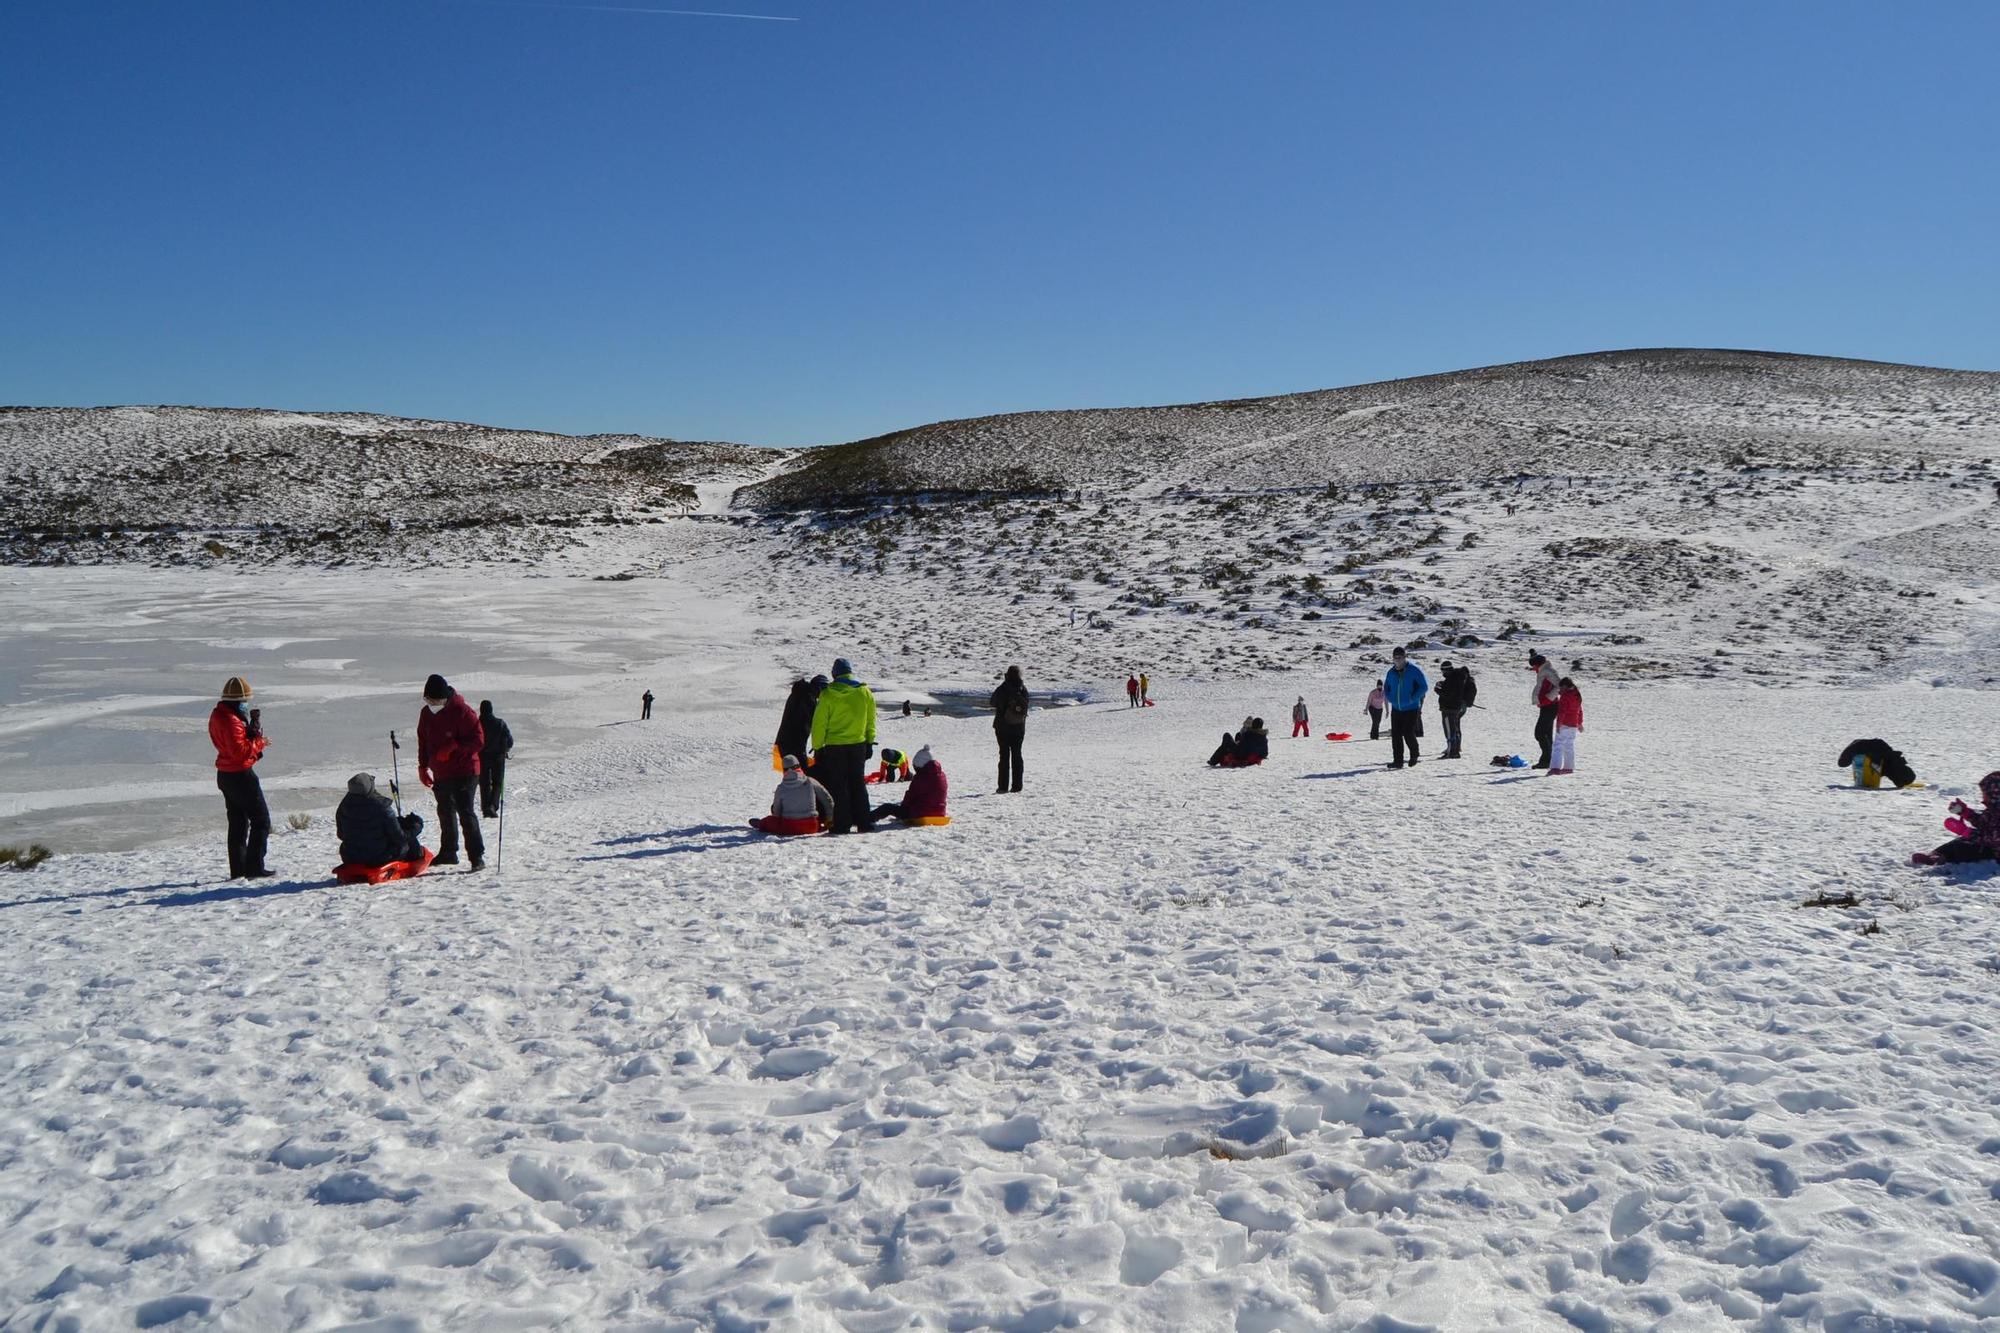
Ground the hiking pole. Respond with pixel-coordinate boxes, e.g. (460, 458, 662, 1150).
(495, 779, 505, 872)
(388, 730, 405, 818)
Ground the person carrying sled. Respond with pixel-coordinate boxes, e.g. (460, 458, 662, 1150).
(478, 700, 514, 819)
(337, 773, 424, 868)
(1291, 695, 1310, 738)
(991, 665, 1031, 793)
(775, 675, 824, 770)
(1527, 651, 1561, 769)
(1365, 681, 1386, 739)
(1434, 659, 1476, 759)
(810, 659, 876, 833)
(1836, 739, 1919, 789)
(1382, 648, 1429, 767)
(417, 673, 486, 870)
(1126, 674, 1140, 708)
(1912, 771, 2000, 866)
(1208, 717, 1269, 767)
(754, 754, 835, 834)
(641, 689, 654, 721)
(1548, 677, 1584, 774)
(866, 745, 949, 825)
(208, 675, 275, 880)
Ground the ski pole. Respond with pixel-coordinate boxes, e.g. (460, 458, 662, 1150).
(389, 730, 404, 818)
(495, 783, 505, 872)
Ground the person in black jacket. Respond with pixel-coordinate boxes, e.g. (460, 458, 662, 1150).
(478, 700, 515, 818)
(337, 773, 424, 867)
(1836, 738, 1918, 789)
(1434, 660, 1477, 759)
(990, 665, 1030, 793)
(776, 676, 824, 769)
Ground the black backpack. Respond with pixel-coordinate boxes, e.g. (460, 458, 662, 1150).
(998, 684, 1030, 726)
(1461, 668, 1477, 708)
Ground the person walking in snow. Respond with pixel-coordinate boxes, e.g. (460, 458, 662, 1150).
(641, 689, 654, 721)
(478, 700, 514, 819)
(1433, 659, 1476, 759)
(1126, 673, 1140, 708)
(1527, 651, 1561, 769)
(1365, 681, 1386, 740)
(991, 665, 1031, 794)
(1912, 771, 2000, 866)
(1381, 648, 1429, 768)
(1291, 695, 1310, 738)
(754, 754, 835, 834)
(775, 675, 823, 771)
(417, 673, 486, 870)
(810, 659, 876, 833)
(1139, 672, 1151, 705)
(866, 746, 949, 825)
(336, 773, 424, 868)
(208, 675, 274, 880)
(1548, 677, 1584, 775)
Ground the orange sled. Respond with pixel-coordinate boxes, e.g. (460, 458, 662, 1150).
(333, 848, 436, 884)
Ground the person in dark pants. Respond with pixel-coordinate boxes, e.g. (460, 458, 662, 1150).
(1381, 648, 1429, 768)
(990, 664, 1030, 793)
(776, 676, 824, 770)
(1366, 681, 1386, 740)
(478, 700, 514, 818)
(809, 659, 876, 833)
(208, 675, 274, 879)
(337, 772, 424, 867)
(1434, 659, 1477, 759)
(641, 689, 654, 721)
(1528, 651, 1561, 769)
(418, 673, 486, 869)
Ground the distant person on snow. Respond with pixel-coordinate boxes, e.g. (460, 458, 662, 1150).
(1836, 738, 1918, 790)
(641, 689, 654, 721)
(753, 754, 834, 834)
(775, 675, 824, 771)
(208, 675, 274, 880)
(1140, 672, 1151, 705)
(478, 700, 514, 819)
(991, 665, 1031, 793)
(1912, 771, 2000, 866)
(902, 699, 913, 718)
(336, 773, 424, 867)
(1434, 659, 1477, 759)
(1208, 717, 1269, 768)
(418, 674, 486, 870)
(1527, 651, 1561, 769)
(1382, 648, 1429, 768)
(810, 659, 876, 833)
(1291, 695, 1310, 738)
(1548, 677, 1584, 775)
(1366, 681, 1386, 740)
(1126, 674, 1140, 708)
(866, 746, 949, 825)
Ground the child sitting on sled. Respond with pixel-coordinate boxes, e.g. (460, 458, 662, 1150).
(865, 746, 949, 826)
(754, 754, 835, 835)
(1207, 717, 1269, 768)
(1912, 771, 2000, 867)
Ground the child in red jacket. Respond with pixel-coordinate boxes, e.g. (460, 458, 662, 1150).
(1549, 678, 1584, 775)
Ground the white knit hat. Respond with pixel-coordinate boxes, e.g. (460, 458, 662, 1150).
(913, 745, 935, 769)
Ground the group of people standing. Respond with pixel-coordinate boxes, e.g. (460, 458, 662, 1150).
(1343, 650, 1582, 772)
(1124, 672, 1151, 707)
(205, 673, 515, 880)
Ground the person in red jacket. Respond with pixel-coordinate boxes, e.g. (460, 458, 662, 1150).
(1527, 651, 1562, 769)
(417, 673, 486, 870)
(1548, 677, 1584, 775)
(208, 675, 275, 880)
(865, 746, 948, 826)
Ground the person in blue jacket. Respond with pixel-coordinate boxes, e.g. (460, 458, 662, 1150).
(1381, 647, 1429, 768)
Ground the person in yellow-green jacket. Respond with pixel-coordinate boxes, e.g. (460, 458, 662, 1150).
(810, 657, 877, 834)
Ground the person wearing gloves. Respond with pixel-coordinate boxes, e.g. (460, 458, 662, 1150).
(1381, 648, 1429, 768)
(754, 754, 835, 834)
(336, 773, 425, 867)
(809, 658, 877, 834)
(1912, 771, 2000, 866)
(866, 746, 949, 825)
(208, 675, 274, 880)
(416, 673, 486, 870)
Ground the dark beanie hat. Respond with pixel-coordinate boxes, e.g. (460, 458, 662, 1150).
(424, 674, 451, 700)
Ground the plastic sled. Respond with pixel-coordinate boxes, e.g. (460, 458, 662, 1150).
(1324, 731, 1353, 741)
(751, 815, 823, 837)
(333, 847, 435, 885)
(1215, 755, 1265, 769)
(907, 815, 952, 827)
(1142, 699, 1156, 707)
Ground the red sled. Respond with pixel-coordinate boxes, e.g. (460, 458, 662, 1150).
(1142, 699, 1156, 707)
(1324, 731, 1353, 741)
(750, 816, 824, 837)
(1215, 754, 1265, 768)
(333, 848, 435, 885)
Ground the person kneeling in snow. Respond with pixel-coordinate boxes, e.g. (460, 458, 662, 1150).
(754, 754, 835, 834)
(1836, 738, 1918, 789)
(1912, 771, 2000, 867)
(866, 746, 948, 825)
(337, 773, 425, 868)
(1207, 717, 1269, 768)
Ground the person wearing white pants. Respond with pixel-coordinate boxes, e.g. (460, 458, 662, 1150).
(1551, 724, 1579, 773)
(1548, 676, 1584, 776)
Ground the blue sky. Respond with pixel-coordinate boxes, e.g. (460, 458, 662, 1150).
(3, 1, 1996, 445)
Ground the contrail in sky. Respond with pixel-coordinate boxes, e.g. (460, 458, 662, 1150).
(443, 0, 798, 19)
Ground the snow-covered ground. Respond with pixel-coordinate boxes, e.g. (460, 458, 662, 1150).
(4, 674, 1998, 1330)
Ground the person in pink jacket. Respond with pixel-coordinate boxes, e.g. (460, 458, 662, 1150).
(1548, 677, 1584, 775)
(1365, 682, 1386, 740)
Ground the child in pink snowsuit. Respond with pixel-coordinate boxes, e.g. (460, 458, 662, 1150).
(1548, 678, 1583, 775)
(1913, 771, 2000, 866)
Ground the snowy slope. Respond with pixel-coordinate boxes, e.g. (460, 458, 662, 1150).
(4, 681, 1998, 1330)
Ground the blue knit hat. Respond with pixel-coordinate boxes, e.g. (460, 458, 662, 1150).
(832, 658, 853, 678)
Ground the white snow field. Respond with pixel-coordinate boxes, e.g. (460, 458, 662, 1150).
(4, 676, 1999, 1331)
